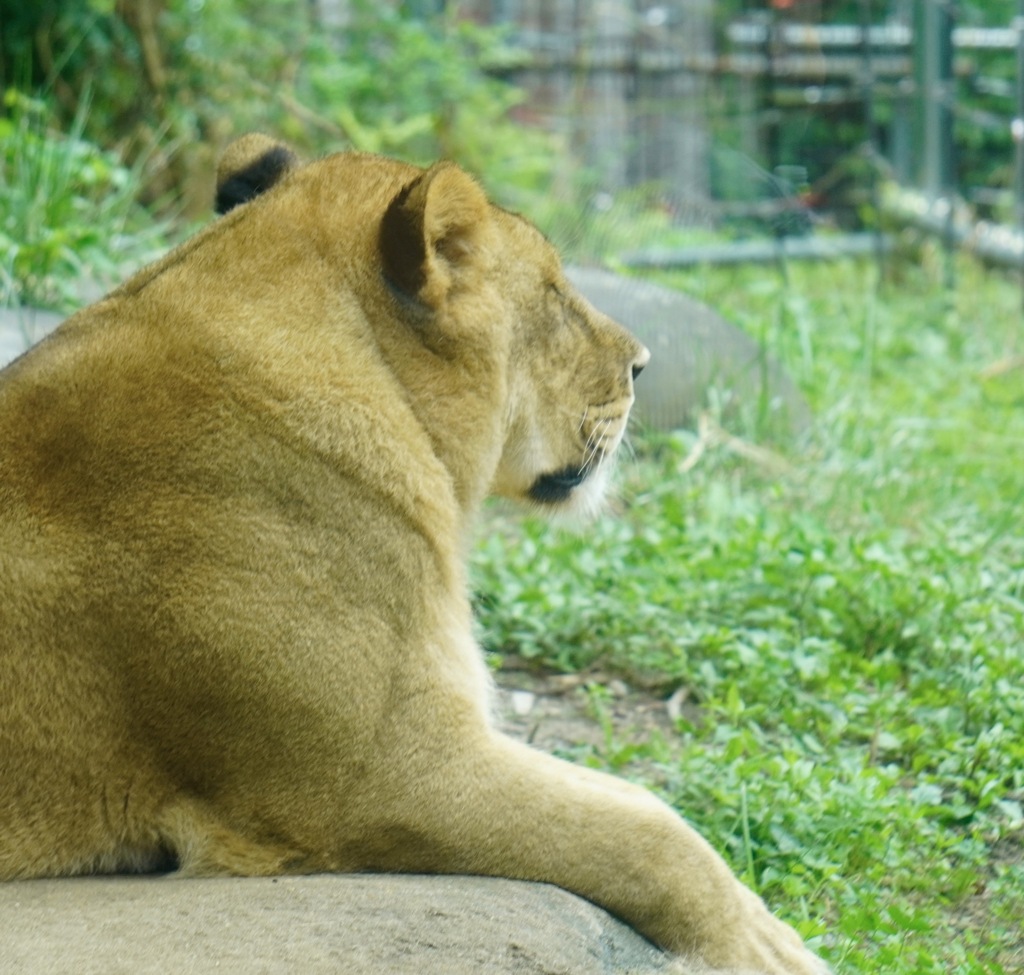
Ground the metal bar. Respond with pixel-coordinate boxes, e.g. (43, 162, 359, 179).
(620, 233, 893, 269)
(1015, 1, 1024, 307)
(726, 21, 1016, 51)
(860, 0, 886, 272)
(919, 0, 955, 201)
(886, 188, 1024, 268)
(492, 51, 914, 79)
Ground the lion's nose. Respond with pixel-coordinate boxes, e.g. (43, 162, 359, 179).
(631, 344, 651, 381)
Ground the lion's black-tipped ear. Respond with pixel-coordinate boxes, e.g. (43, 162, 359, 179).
(215, 134, 299, 215)
(379, 162, 490, 310)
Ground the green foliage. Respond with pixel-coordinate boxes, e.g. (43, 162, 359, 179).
(0, 89, 166, 310)
(295, 3, 555, 204)
(1, 1, 558, 212)
(472, 252, 1024, 973)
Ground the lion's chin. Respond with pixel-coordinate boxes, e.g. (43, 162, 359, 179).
(527, 462, 612, 518)
(527, 466, 587, 505)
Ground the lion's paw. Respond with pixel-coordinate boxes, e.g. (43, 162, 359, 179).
(693, 883, 830, 975)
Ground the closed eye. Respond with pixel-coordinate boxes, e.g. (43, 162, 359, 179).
(548, 283, 571, 331)
(550, 287, 597, 338)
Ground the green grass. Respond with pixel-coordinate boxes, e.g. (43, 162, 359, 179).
(472, 246, 1024, 973)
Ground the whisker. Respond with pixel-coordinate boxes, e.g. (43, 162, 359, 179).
(578, 430, 597, 474)
(577, 406, 590, 437)
(582, 417, 612, 472)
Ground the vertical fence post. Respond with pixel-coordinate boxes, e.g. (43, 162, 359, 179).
(1014, 0, 1024, 308)
(891, 3, 915, 184)
(916, 0, 956, 286)
(918, 0, 955, 199)
(860, 0, 886, 275)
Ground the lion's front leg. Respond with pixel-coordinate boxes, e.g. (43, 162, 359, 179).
(378, 733, 827, 975)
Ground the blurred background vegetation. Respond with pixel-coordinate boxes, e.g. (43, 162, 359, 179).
(0, 0, 562, 307)
(4, 0, 1024, 306)
(0, 0, 558, 218)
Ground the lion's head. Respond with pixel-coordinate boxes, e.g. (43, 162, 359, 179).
(483, 205, 650, 515)
(213, 135, 649, 518)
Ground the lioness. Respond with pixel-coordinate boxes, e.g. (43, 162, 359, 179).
(0, 135, 825, 974)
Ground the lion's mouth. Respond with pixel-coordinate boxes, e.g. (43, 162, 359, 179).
(528, 465, 588, 504)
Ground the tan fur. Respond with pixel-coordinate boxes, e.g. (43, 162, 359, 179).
(0, 137, 825, 974)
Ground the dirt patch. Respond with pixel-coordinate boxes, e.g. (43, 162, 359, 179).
(494, 656, 688, 757)
(945, 833, 1024, 972)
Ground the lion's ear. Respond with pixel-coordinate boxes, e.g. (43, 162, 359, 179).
(215, 134, 299, 215)
(379, 162, 490, 310)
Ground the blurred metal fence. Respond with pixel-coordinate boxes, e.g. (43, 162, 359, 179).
(460, 0, 714, 216)
(456, 1, 1024, 270)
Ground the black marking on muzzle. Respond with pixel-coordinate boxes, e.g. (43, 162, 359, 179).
(528, 466, 587, 504)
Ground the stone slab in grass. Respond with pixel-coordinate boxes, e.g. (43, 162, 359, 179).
(0, 307, 64, 369)
(0, 873, 680, 975)
(567, 266, 811, 437)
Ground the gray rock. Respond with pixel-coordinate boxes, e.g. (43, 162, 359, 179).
(0, 307, 64, 369)
(0, 873, 679, 975)
(567, 266, 810, 437)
